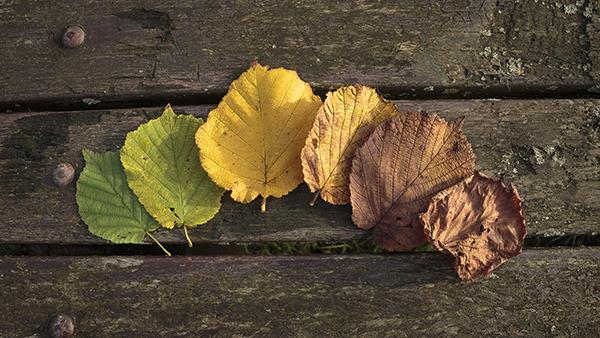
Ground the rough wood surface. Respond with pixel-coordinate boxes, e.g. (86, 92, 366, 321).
(0, 99, 598, 245)
(0, 248, 598, 337)
(1, 0, 598, 109)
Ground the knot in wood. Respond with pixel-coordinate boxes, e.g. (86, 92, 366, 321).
(53, 162, 75, 187)
(61, 26, 85, 48)
(49, 314, 75, 338)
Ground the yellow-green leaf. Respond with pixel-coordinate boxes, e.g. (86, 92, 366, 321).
(196, 63, 322, 211)
(121, 105, 224, 233)
(301, 85, 397, 205)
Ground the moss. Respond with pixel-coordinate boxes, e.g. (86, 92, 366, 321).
(242, 240, 386, 255)
(1, 112, 106, 161)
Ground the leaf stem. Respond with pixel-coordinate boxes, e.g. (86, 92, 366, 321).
(309, 190, 321, 206)
(260, 196, 267, 213)
(183, 225, 193, 247)
(146, 232, 172, 256)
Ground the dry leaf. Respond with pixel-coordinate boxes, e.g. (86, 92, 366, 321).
(350, 111, 476, 251)
(196, 63, 322, 212)
(420, 172, 527, 281)
(301, 85, 397, 205)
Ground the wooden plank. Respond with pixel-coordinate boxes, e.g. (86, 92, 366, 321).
(0, 99, 598, 245)
(0, 248, 598, 337)
(399, 99, 600, 239)
(1, 0, 598, 109)
(0, 105, 366, 245)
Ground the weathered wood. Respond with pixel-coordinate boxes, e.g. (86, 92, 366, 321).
(0, 248, 598, 337)
(400, 99, 600, 239)
(0, 106, 366, 245)
(1, 0, 598, 109)
(0, 99, 598, 245)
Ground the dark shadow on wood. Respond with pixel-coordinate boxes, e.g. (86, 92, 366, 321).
(0, 234, 598, 256)
(3, 85, 600, 113)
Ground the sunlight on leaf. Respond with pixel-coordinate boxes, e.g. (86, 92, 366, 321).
(196, 63, 322, 212)
(121, 105, 224, 245)
(302, 85, 397, 205)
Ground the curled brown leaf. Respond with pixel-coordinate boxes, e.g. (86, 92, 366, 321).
(421, 172, 527, 281)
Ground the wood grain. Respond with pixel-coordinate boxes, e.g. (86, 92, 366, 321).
(0, 99, 598, 245)
(0, 248, 598, 337)
(0, 0, 598, 109)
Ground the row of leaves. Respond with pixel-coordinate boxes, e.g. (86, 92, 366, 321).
(76, 63, 526, 281)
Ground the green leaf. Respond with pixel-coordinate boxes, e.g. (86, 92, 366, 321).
(120, 105, 224, 236)
(76, 150, 170, 255)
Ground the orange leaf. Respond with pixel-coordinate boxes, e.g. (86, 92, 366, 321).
(301, 85, 397, 205)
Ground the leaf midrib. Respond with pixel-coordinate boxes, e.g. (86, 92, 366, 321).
(371, 117, 464, 230)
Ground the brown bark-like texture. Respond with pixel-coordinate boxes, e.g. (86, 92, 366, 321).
(1, 0, 598, 109)
(0, 250, 599, 337)
(421, 172, 527, 281)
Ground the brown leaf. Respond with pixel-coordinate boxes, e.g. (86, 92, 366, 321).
(350, 111, 476, 251)
(301, 85, 397, 205)
(420, 172, 527, 281)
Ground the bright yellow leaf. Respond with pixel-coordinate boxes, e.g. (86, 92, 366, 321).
(196, 63, 322, 211)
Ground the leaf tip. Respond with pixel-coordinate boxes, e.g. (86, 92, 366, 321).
(163, 104, 175, 116)
(81, 148, 95, 161)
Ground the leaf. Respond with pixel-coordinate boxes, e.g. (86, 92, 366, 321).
(420, 172, 527, 281)
(76, 150, 170, 255)
(301, 85, 397, 205)
(120, 105, 224, 240)
(196, 63, 322, 212)
(349, 111, 476, 251)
